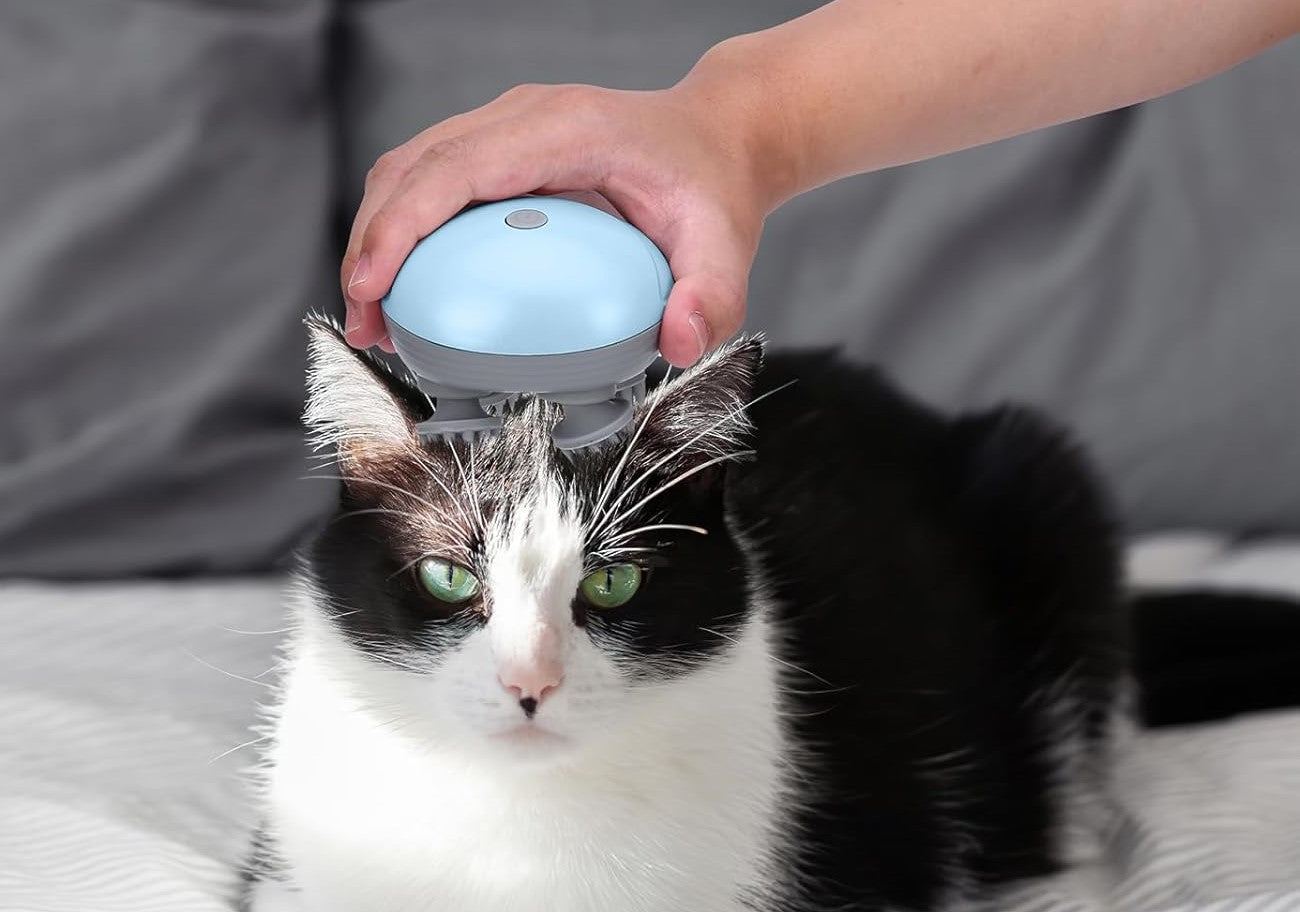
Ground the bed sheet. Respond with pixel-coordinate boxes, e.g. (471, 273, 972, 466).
(1, 534, 1297, 912)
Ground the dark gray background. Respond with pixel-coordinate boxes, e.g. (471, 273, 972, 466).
(1, 0, 1296, 578)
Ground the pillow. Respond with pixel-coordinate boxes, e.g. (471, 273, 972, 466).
(748, 40, 1300, 535)
(0, 0, 338, 577)
(339, 2, 1299, 535)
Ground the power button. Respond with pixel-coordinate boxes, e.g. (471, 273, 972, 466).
(504, 208, 548, 229)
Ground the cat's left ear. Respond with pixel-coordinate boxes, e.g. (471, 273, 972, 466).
(632, 334, 766, 478)
(302, 313, 427, 466)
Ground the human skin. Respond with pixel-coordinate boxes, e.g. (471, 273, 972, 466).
(340, 0, 1300, 366)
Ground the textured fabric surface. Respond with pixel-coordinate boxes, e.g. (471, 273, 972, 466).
(0, 538, 1298, 911)
(0, 0, 337, 577)
(0, 578, 276, 911)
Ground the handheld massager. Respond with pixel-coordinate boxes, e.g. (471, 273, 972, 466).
(381, 197, 673, 450)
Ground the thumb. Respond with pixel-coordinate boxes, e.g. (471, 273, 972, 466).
(656, 216, 756, 368)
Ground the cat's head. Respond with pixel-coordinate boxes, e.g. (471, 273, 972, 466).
(296, 315, 766, 763)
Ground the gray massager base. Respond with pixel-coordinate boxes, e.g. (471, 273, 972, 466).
(386, 321, 660, 449)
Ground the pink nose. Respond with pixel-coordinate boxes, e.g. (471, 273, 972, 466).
(498, 659, 564, 714)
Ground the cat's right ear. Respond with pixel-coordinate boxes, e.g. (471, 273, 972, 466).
(630, 334, 766, 479)
(303, 313, 427, 467)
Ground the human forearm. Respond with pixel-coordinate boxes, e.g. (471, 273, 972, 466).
(679, 0, 1300, 208)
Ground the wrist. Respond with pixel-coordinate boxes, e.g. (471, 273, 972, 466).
(670, 33, 809, 215)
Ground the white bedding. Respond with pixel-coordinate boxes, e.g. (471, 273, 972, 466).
(0, 533, 1297, 912)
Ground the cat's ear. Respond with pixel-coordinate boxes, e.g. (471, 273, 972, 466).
(632, 334, 766, 478)
(303, 313, 427, 465)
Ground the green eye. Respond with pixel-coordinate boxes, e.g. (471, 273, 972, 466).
(416, 557, 480, 604)
(580, 563, 643, 609)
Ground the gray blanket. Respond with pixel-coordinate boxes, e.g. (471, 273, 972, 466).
(1, 535, 1298, 911)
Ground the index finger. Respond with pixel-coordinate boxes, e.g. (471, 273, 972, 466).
(346, 119, 579, 320)
(339, 104, 512, 300)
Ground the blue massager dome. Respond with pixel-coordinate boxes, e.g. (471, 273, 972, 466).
(381, 196, 673, 450)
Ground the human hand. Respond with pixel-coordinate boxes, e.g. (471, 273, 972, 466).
(340, 66, 792, 367)
(341, 0, 1300, 366)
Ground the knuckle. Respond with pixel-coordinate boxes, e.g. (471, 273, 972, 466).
(498, 82, 544, 103)
(501, 82, 607, 123)
(549, 83, 604, 116)
(416, 134, 472, 169)
(361, 210, 403, 250)
(365, 150, 408, 188)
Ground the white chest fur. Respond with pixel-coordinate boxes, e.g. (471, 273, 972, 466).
(258, 616, 788, 912)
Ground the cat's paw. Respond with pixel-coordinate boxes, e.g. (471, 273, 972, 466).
(243, 878, 305, 912)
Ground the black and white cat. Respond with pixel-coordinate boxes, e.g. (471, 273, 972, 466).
(242, 315, 1127, 912)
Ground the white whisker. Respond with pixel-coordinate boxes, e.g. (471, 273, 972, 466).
(208, 734, 273, 765)
(334, 507, 414, 523)
(467, 437, 488, 530)
(591, 545, 657, 557)
(303, 473, 460, 532)
(591, 380, 796, 540)
(330, 489, 466, 535)
(605, 523, 709, 543)
(414, 455, 477, 535)
(700, 627, 843, 690)
(588, 366, 675, 538)
(217, 625, 293, 637)
(185, 649, 274, 690)
(446, 440, 486, 533)
(601, 449, 756, 537)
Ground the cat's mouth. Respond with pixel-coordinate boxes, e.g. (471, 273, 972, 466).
(494, 722, 566, 743)
(490, 721, 571, 754)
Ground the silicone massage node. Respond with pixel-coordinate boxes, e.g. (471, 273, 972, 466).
(381, 197, 673, 450)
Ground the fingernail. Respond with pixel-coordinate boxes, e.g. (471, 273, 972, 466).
(347, 253, 370, 291)
(688, 312, 711, 362)
(344, 307, 360, 335)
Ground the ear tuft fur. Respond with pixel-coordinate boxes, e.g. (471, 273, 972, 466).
(635, 333, 766, 464)
(302, 312, 425, 454)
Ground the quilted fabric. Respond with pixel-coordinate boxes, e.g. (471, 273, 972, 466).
(0, 536, 1297, 911)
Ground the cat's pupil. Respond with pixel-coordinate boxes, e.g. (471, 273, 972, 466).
(603, 568, 614, 592)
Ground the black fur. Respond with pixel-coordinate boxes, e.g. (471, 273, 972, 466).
(1132, 589, 1300, 726)
(245, 323, 1297, 911)
(725, 351, 1125, 909)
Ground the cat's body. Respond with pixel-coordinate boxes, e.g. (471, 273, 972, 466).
(243, 320, 1124, 912)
